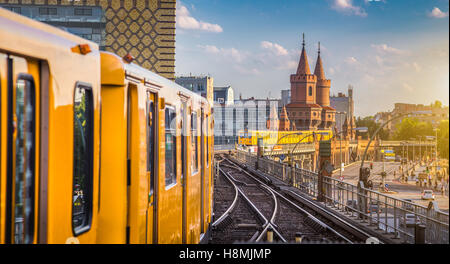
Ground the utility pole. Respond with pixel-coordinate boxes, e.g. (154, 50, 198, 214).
(419, 136, 422, 164)
(406, 143, 409, 175)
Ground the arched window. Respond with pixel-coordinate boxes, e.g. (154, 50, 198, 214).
(308, 86, 312, 96)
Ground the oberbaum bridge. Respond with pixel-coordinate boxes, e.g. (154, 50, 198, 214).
(260, 136, 438, 173)
(237, 35, 439, 173)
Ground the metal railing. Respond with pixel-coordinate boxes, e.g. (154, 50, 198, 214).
(234, 150, 449, 244)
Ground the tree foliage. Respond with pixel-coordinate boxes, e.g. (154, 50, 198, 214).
(394, 117, 449, 160)
(393, 117, 433, 141)
(355, 116, 390, 140)
(437, 120, 449, 160)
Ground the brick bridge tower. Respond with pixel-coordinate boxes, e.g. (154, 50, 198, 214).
(286, 34, 322, 130)
(314, 42, 335, 129)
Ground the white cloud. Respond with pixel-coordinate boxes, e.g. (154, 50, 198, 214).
(375, 55, 383, 66)
(260, 41, 289, 56)
(412, 62, 421, 72)
(371, 44, 407, 55)
(234, 65, 261, 75)
(328, 67, 336, 75)
(428, 7, 449, 18)
(332, 0, 367, 17)
(402, 83, 414, 92)
(197, 45, 245, 62)
(283, 60, 298, 70)
(176, 3, 223, 33)
(201, 45, 220, 54)
(345, 56, 358, 64)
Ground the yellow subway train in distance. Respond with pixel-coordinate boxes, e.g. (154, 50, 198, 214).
(238, 130, 333, 146)
(0, 8, 213, 244)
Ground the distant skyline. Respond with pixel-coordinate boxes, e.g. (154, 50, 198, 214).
(175, 0, 449, 117)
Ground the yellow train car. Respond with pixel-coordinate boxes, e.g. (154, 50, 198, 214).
(238, 130, 333, 146)
(99, 52, 213, 244)
(0, 8, 101, 244)
(0, 8, 214, 244)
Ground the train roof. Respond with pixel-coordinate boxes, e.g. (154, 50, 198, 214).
(0, 8, 99, 59)
(100, 51, 209, 107)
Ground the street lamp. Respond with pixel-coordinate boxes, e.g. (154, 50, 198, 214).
(359, 110, 432, 172)
(335, 111, 346, 180)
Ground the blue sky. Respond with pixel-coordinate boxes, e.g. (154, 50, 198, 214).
(175, 0, 449, 117)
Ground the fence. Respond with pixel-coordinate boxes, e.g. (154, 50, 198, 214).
(234, 150, 449, 244)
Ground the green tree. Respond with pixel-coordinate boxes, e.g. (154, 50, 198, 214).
(355, 116, 390, 140)
(394, 117, 433, 140)
(432, 100, 442, 108)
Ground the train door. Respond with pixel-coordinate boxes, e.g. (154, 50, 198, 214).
(200, 108, 204, 236)
(180, 102, 187, 243)
(146, 91, 157, 244)
(3, 55, 40, 244)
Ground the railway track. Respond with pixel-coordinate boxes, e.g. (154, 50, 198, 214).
(211, 155, 362, 243)
(211, 161, 263, 243)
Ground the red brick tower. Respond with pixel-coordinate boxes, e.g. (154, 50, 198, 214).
(314, 42, 336, 129)
(286, 34, 322, 130)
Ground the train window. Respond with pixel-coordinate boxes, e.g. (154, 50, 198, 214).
(146, 95, 155, 195)
(165, 106, 176, 186)
(13, 76, 36, 244)
(72, 84, 94, 235)
(181, 107, 186, 180)
(191, 112, 198, 174)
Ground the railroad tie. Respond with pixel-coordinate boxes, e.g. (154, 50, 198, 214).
(304, 215, 326, 233)
(214, 215, 234, 231)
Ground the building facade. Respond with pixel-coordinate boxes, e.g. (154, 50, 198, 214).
(330, 85, 355, 134)
(391, 103, 449, 128)
(0, 0, 176, 80)
(285, 37, 335, 131)
(213, 86, 234, 106)
(213, 97, 282, 146)
(175, 76, 214, 104)
(281, 89, 290, 107)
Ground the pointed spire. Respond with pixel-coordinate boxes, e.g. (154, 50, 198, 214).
(296, 33, 311, 75)
(278, 106, 291, 131)
(314, 41, 325, 80)
(302, 33, 305, 48)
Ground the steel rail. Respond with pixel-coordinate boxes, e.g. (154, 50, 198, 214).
(221, 160, 287, 242)
(225, 157, 357, 244)
(219, 168, 269, 232)
(287, 190, 383, 244)
(211, 168, 240, 228)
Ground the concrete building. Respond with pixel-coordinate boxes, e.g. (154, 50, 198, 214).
(330, 85, 355, 134)
(281, 89, 290, 106)
(286, 36, 335, 130)
(374, 103, 450, 135)
(391, 103, 449, 128)
(0, 0, 176, 80)
(175, 76, 214, 104)
(213, 97, 282, 146)
(213, 86, 234, 106)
